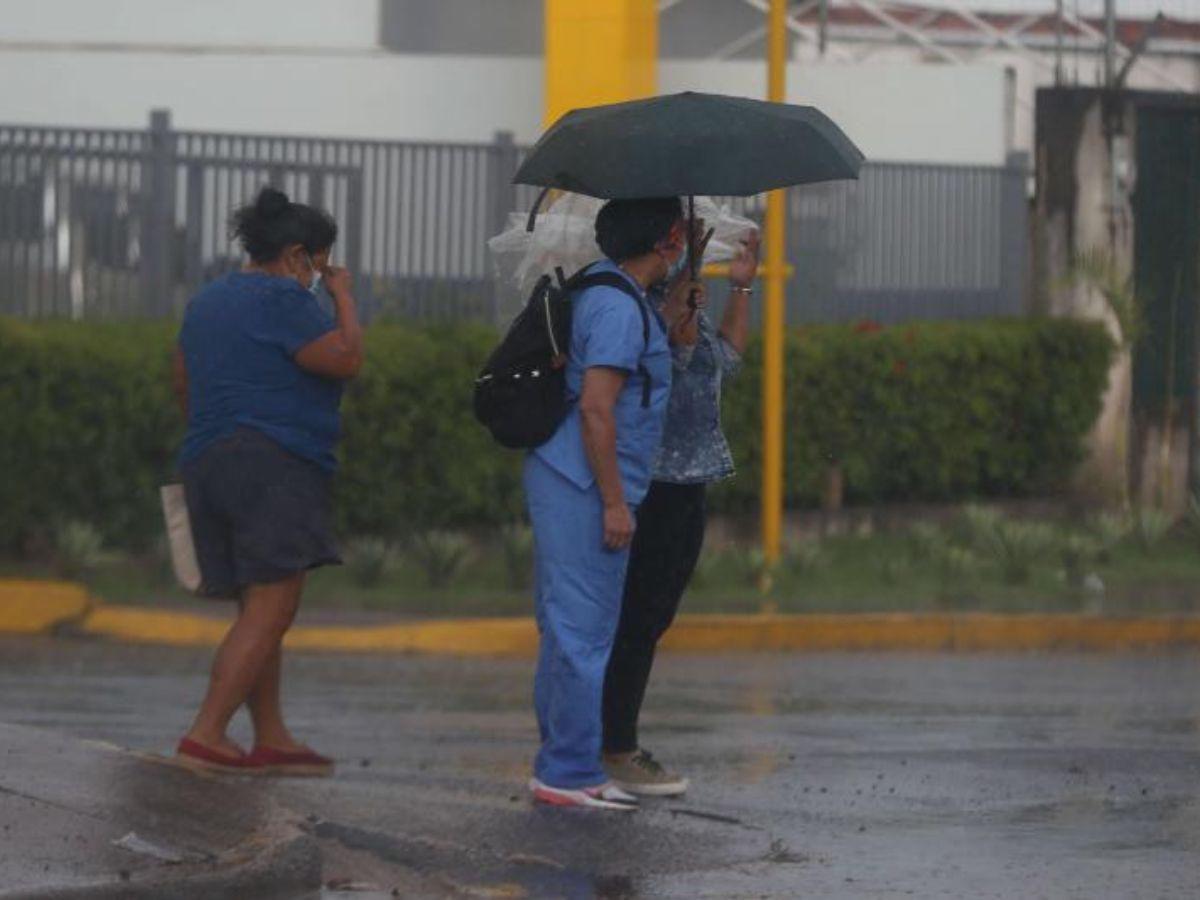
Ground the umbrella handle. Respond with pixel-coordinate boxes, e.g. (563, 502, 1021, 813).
(525, 187, 554, 233)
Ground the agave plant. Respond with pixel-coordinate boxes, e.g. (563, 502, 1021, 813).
(1132, 507, 1173, 553)
(1091, 512, 1132, 562)
(783, 539, 826, 576)
(960, 506, 1054, 585)
(344, 537, 391, 588)
(1186, 493, 1200, 542)
(53, 521, 108, 580)
(409, 530, 472, 589)
(688, 548, 722, 590)
(499, 523, 534, 590)
(907, 522, 947, 562)
(1057, 530, 1103, 590)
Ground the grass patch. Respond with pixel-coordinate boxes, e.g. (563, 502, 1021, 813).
(6, 508, 1198, 618)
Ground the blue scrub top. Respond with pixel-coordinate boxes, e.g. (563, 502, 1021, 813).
(178, 271, 341, 471)
(532, 259, 672, 506)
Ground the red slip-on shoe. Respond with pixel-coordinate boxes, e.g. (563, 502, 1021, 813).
(174, 738, 252, 774)
(244, 745, 335, 778)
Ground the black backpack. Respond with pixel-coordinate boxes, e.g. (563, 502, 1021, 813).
(474, 264, 652, 450)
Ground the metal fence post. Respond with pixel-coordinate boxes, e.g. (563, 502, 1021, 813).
(140, 109, 176, 316)
(1001, 151, 1031, 315)
(345, 170, 369, 322)
(182, 163, 204, 298)
(487, 130, 518, 325)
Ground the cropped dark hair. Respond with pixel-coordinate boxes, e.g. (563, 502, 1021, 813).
(231, 186, 338, 263)
(594, 197, 684, 263)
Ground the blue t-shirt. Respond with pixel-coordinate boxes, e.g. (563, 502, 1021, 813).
(533, 259, 672, 506)
(178, 271, 341, 471)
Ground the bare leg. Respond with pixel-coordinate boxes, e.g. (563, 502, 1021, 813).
(184, 573, 304, 753)
(246, 643, 305, 751)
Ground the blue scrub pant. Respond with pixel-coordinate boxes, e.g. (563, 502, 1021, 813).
(524, 454, 631, 788)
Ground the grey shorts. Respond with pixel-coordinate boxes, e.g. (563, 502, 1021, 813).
(181, 428, 342, 599)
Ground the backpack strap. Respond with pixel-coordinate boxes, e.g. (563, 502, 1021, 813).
(570, 270, 654, 409)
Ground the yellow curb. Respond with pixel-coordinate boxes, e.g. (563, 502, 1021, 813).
(83, 606, 233, 647)
(0, 579, 90, 634)
(76, 606, 1200, 654)
(663, 614, 1200, 652)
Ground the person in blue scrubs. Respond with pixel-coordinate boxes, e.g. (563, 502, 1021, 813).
(525, 196, 695, 811)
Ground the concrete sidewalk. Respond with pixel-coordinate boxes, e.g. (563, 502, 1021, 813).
(0, 723, 319, 900)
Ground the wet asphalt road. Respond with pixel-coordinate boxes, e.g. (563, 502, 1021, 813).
(1, 637, 1199, 898)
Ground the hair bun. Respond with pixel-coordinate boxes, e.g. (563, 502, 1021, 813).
(255, 187, 290, 219)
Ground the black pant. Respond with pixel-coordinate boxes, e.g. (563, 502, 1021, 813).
(602, 480, 707, 755)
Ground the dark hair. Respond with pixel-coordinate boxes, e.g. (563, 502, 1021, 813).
(230, 186, 338, 263)
(594, 197, 684, 262)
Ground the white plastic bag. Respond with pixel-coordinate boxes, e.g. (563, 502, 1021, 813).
(488, 193, 758, 301)
(160, 484, 201, 594)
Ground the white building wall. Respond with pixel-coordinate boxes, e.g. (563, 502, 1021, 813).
(0, 49, 544, 143)
(662, 60, 1011, 166)
(0, 46, 1009, 165)
(0, 0, 382, 49)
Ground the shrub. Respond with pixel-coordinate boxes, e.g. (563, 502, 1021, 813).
(0, 315, 1112, 554)
(0, 319, 180, 552)
(712, 317, 1114, 512)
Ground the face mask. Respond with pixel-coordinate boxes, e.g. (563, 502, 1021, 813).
(665, 245, 689, 283)
(303, 252, 322, 294)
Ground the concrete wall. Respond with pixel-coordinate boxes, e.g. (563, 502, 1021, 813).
(0, 45, 1009, 165)
(1034, 87, 1194, 513)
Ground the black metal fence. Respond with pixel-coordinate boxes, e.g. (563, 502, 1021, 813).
(0, 110, 1028, 325)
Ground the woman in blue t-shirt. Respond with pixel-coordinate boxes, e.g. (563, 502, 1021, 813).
(172, 187, 363, 777)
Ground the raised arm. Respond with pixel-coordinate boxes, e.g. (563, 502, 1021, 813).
(719, 231, 760, 356)
(294, 266, 364, 381)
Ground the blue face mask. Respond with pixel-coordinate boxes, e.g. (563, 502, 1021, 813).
(665, 246, 690, 283)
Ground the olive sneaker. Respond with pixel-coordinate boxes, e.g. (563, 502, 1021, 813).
(603, 749, 689, 797)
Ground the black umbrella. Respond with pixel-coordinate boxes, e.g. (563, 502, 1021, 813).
(514, 91, 863, 280)
(514, 91, 863, 200)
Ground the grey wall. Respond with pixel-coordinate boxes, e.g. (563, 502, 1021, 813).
(380, 0, 542, 55)
(378, 0, 782, 59)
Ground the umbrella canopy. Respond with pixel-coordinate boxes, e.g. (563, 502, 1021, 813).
(513, 91, 864, 200)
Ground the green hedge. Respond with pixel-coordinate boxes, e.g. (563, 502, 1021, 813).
(714, 318, 1114, 511)
(0, 316, 1112, 553)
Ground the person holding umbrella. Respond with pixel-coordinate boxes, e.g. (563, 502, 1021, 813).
(514, 90, 862, 808)
(524, 197, 682, 811)
(602, 225, 761, 797)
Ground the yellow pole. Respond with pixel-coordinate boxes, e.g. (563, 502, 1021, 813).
(544, 0, 658, 126)
(761, 0, 789, 574)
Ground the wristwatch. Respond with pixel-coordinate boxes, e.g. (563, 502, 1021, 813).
(730, 285, 754, 295)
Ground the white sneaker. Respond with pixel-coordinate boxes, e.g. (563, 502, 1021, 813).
(529, 778, 639, 811)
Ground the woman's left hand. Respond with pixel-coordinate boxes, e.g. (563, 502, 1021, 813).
(664, 279, 706, 346)
(729, 230, 761, 289)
